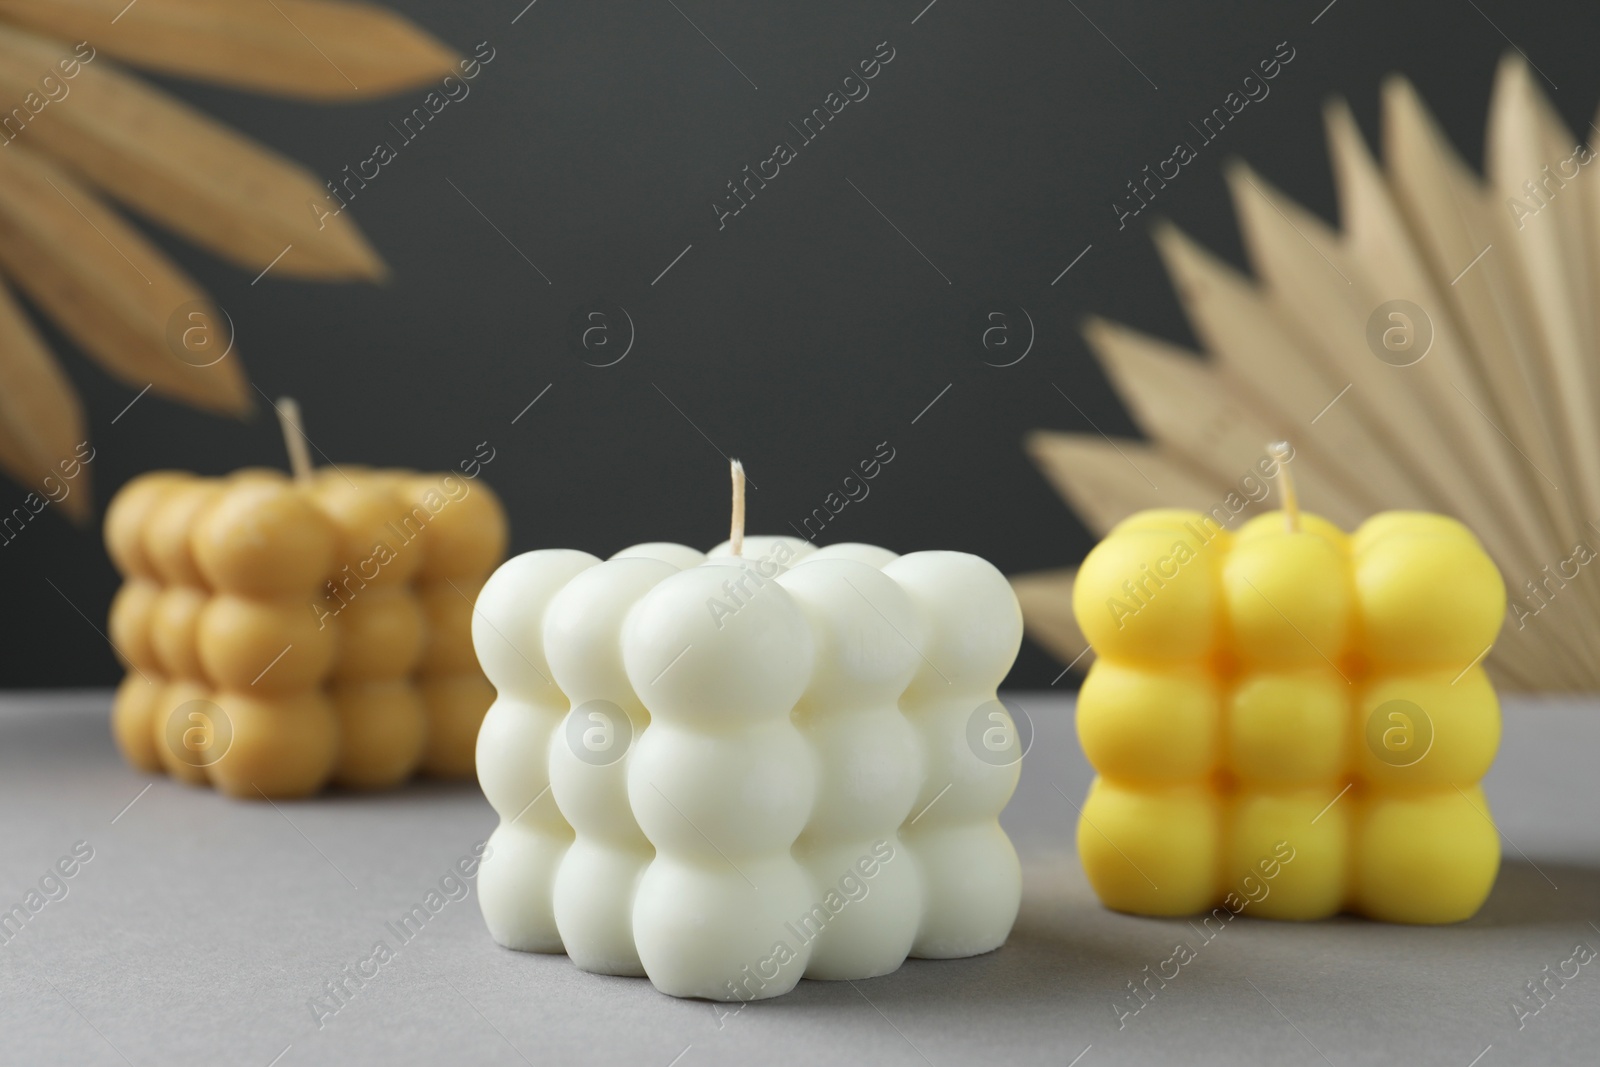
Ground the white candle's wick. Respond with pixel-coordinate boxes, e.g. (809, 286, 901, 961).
(276, 397, 314, 483)
(729, 458, 745, 557)
(1269, 440, 1299, 533)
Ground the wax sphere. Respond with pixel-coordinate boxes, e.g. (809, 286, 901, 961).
(416, 579, 479, 674)
(332, 681, 427, 789)
(227, 466, 290, 484)
(108, 580, 162, 670)
(1077, 660, 1218, 782)
(1079, 779, 1219, 916)
(622, 560, 815, 726)
(473, 549, 600, 693)
(418, 673, 494, 777)
(1235, 509, 1347, 547)
(1221, 530, 1352, 668)
(144, 480, 223, 587)
(310, 479, 423, 588)
(149, 585, 208, 679)
(105, 471, 189, 578)
(624, 560, 817, 998)
(1350, 510, 1476, 555)
(1075, 526, 1219, 663)
(207, 690, 338, 799)
(882, 552, 1024, 695)
(151, 679, 215, 786)
(1228, 795, 1345, 920)
(610, 542, 705, 570)
(328, 588, 424, 683)
(192, 479, 336, 597)
(1355, 670, 1500, 789)
(706, 535, 816, 565)
(776, 559, 920, 704)
(1111, 508, 1236, 555)
(798, 542, 900, 569)
(881, 551, 1022, 960)
(1352, 787, 1499, 923)
(543, 557, 680, 978)
(1226, 669, 1348, 784)
(403, 474, 508, 581)
(110, 674, 162, 773)
(545, 557, 679, 702)
(197, 595, 338, 693)
(472, 549, 603, 958)
(776, 559, 923, 980)
(1354, 526, 1504, 667)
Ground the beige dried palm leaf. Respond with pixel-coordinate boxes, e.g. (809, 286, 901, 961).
(0, 0, 459, 521)
(1018, 55, 1600, 692)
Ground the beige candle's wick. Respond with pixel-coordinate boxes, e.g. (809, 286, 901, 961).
(729, 458, 745, 557)
(276, 397, 314, 483)
(1269, 440, 1299, 533)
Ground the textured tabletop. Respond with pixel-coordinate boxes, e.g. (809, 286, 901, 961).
(2, 690, 1597, 1067)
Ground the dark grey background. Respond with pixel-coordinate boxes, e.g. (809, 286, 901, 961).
(5, 0, 1595, 688)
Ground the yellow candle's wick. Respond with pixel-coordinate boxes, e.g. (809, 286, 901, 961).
(275, 397, 314, 483)
(729, 458, 746, 557)
(1269, 441, 1299, 533)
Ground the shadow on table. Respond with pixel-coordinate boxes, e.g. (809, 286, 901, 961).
(307, 776, 487, 807)
(746, 859, 1600, 1015)
(732, 887, 1139, 1016)
(1470, 859, 1600, 928)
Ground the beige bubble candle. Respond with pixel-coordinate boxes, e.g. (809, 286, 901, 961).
(106, 399, 507, 798)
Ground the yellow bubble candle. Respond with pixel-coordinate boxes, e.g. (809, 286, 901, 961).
(105, 399, 507, 798)
(1070, 443, 1505, 924)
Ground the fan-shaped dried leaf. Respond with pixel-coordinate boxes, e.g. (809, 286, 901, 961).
(1225, 159, 1539, 571)
(1024, 55, 1600, 689)
(1151, 220, 1424, 513)
(0, 276, 89, 522)
(1081, 316, 1369, 527)
(0, 145, 248, 415)
(0, 26, 386, 280)
(1010, 568, 1091, 673)
(0, 0, 459, 100)
(1487, 56, 1600, 527)
(1382, 76, 1570, 524)
(1324, 99, 1555, 571)
(1026, 431, 1230, 535)
(1384, 75, 1600, 642)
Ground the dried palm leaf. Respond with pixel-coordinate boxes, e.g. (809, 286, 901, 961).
(0, 0, 457, 100)
(0, 0, 458, 510)
(1011, 568, 1090, 673)
(1018, 55, 1600, 691)
(0, 276, 88, 522)
(0, 26, 386, 279)
(0, 145, 251, 413)
(1025, 432, 1232, 532)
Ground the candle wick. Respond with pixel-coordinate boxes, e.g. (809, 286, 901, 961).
(729, 458, 745, 557)
(1268, 440, 1299, 533)
(275, 397, 314, 483)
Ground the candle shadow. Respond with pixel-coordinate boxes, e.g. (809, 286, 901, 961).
(1468, 859, 1600, 928)
(308, 777, 487, 806)
(741, 858, 1600, 1015)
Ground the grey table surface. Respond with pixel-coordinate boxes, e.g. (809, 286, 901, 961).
(1, 690, 1597, 1067)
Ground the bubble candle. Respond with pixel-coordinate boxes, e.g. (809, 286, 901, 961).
(1071, 443, 1504, 924)
(105, 399, 506, 797)
(474, 460, 1025, 999)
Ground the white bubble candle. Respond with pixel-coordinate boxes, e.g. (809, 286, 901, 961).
(473, 461, 1023, 1000)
